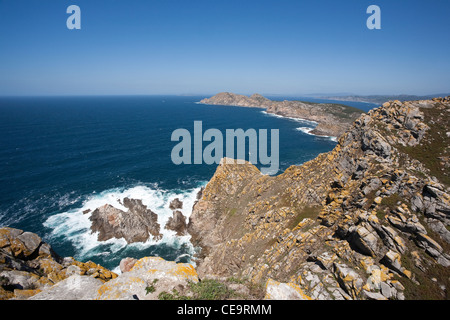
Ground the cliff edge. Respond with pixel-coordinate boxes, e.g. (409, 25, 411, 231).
(189, 97, 450, 300)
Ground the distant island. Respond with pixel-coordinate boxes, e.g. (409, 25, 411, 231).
(199, 92, 364, 138)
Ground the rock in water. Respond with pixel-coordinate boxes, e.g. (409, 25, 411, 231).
(89, 197, 162, 243)
(169, 198, 183, 210)
(165, 210, 187, 236)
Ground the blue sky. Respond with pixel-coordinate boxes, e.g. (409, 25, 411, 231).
(0, 0, 449, 96)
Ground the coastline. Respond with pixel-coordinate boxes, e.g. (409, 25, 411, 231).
(198, 93, 364, 138)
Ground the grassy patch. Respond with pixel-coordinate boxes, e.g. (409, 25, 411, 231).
(190, 279, 236, 300)
(288, 205, 321, 230)
(398, 252, 449, 300)
(145, 278, 159, 295)
(397, 105, 449, 186)
(158, 279, 237, 300)
(376, 209, 386, 220)
(380, 193, 402, 209)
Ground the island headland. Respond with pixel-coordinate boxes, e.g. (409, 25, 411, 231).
(199, 92, 365, 138)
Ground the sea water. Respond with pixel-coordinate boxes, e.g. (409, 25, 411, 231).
(0, 95, 377, 271)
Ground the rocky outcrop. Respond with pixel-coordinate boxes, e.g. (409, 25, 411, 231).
(200, 92, 364, 137)
(165, 211, 188, 236)
(0, 227, 117, 300)
(188, 97, 450, 300)
(89, 197, 162, 243)
(95, 257, 198, 300)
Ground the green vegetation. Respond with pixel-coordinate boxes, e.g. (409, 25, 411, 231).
(398, 252, 449, 300)
(158, 289, 188, 300)
(397, 105, 449, 186)
(189, 279, 236, 300)
(376, 209, 385, 220)
(145, 278, 159, 295)
(289, 205, 321, 230)
(158, 279, 237, 300)
(396, 214, 450, 300)
(380, 193, 402, 209)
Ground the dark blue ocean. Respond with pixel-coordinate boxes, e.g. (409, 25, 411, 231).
(0, 95, 377, 271)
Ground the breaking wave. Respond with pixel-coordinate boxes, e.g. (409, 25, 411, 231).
(43, 183, 205, 271)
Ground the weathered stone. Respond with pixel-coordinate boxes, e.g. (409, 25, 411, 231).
(29, 275, 103, 300)
(333, 263, 364, 299)
(264, 278, 312, 300)
(119, 257, 137, 273)
(95, 257, 198, 300)
(363, 290, 388, 300)
(380, 282, 393, 299)
(0, 270, 40, 290)
(415, 233, 443, 253)
(349, 225, 381, 257)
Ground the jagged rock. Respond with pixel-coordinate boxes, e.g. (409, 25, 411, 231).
(0, 227, 117, 300)
(426, 219, 450, 244)
(0, 228, 43, 260)
(169, 198, 183, 210)
(381, 250, 404, 275)
(415, 233, 443, 253)
(0, 270, 41, 291)
(380, 281, 393, 299)
(89, 198, 162, 243)
(349, 224, 382, 257)
(165, 210, 187, 236)
(332, 263, 364, 299)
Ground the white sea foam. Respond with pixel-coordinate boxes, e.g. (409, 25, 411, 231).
(261, 111, 318, 125)
(43, 183, 205, 265)
(296, 127, 337, 142)
(296, 127, 314, 135)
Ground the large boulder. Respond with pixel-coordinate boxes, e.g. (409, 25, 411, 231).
(0, 228, 44, 260)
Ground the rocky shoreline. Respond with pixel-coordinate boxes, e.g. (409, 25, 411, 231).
(199, 92, 364, 138)
(1, 96, 449, 300)
(188, 96, 450, 300)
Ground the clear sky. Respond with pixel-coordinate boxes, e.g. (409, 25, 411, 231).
(0, 0, 449, 96)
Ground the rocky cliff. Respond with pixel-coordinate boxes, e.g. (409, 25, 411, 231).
(1, 97, 449, 300)
(199, 92, 364, 137)
(188, 97, 450, 300)
(0, 227, 117, 300)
